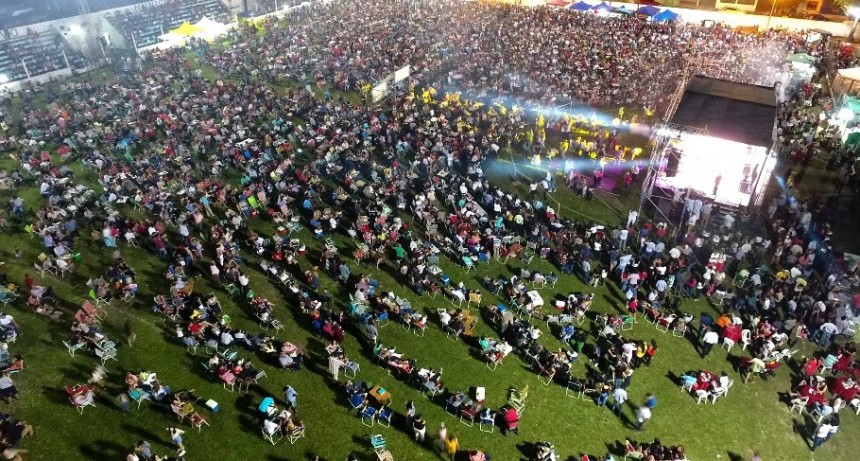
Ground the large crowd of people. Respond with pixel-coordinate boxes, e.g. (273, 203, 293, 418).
(0, 0, 858, 460)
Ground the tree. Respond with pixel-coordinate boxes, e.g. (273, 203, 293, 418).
(831, 0, 857, 15)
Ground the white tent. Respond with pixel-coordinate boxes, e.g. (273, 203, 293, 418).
(194, 17, 229, 39)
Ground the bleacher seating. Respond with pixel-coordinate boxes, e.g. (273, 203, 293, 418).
(249, 0, 307, 16)
(0, 31, 86, 83)
(106, 0, 233, 49)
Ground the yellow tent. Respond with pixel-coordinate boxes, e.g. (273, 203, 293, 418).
(170, 21, 203, 37)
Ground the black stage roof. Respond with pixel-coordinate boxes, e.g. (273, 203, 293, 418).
(670, 76, 778, 147)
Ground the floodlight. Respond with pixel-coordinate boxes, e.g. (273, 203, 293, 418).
(69, 24, 84, 36)
(0, 74, 8, 84)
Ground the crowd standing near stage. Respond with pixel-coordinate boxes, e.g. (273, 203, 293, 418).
(0, 0, 859, 459)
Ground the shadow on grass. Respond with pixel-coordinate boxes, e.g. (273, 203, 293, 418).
(119, 422, 173, 448)
(79, 439, 128, 459)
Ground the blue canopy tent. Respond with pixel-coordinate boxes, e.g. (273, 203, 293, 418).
(637, 5, 660, 16)
(652, 9, 680, 22)
(569, 1, 593, 11)
(592, 2, 611, 12)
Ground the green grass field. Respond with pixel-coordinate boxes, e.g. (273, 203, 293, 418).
(0, 65, 856, 461)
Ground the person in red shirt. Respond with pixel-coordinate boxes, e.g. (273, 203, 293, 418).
(803, 357, 821, 378)
(22, 274, 34, 291)
(502, 407, 519, 435)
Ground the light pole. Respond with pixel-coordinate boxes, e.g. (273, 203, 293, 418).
(766, 0, 779, 29)
(850, 6, 860, 41)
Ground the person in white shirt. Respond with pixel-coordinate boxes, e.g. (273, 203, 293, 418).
(611, 386, 628, 416)
(627, 210, 638, 228)
(701, 330, 720, 358)
(812, 422, 833, 451)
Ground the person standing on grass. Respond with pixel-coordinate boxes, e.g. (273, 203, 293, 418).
(636, 393, 657, 431)
(644, 340, 657, 365)
(405, 400, 416, 428)
(811, 419, 833, 451)
(117, 392, 131, 414)
(611, 385, 628, 416)
(444, 434, 459, 461)
(436, 422, 447, 452)
(826, 414, 840, 441)
(701, 329, 720, 358)
(413, 415, 427, 442)
(167, 426, 186, 457)
(284, 385, 298, 410)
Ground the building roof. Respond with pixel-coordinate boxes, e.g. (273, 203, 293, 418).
(670, 76, 777, 147)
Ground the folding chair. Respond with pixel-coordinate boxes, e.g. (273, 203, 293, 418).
(82, 300, 105, 320)
(377, 406, 393, 428)
(262, 421, 283, 445)
(467, 291, 482, 308)
(536, 364, 556, 386)
(565, 380, 584, 399)
(63, 340, 85, 357)
(621, 315, 635, 331)
(459, 406, 479, 427)
(190, 413, 210, 432)
(655, 315, 675, 333)
(486, 354, 502, 371)
(127, 389, 151, 408)
(478, 413, 495, 432)
(220, 371, 237, 392)
(95, 347, 118, 366)
(288, 426, 305, 444)
(343, 361, 359, 379)
(361, 406, 378, 427)
(462, 256, 475, 272)
(373, 309, 389, 327)
(89, 289, 109, 306)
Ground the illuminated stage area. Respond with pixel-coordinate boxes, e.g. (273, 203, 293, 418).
(641, 76, 778, 223)
(655, 134, 774, 207)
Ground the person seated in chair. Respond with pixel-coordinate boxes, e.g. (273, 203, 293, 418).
(501, 406, 519, 435)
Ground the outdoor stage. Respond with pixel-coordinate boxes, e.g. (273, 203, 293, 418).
(641, 76, 779, 223)
(655, 134, 773, 207)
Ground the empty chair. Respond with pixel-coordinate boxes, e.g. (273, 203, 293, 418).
(740, 329, 752, 351)
(377, 406, 393, 428)
(361, 406, 378, 427)
(790, 396, 808, 414)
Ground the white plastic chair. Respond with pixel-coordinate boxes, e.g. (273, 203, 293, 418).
(740, 329, 752, 351)
(850, 398, 860, 415)
(708, 388, 727, 404)
(790, 397, 808, 414)
(695, 390, 710, 404)
(722, 337, 735, 352)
